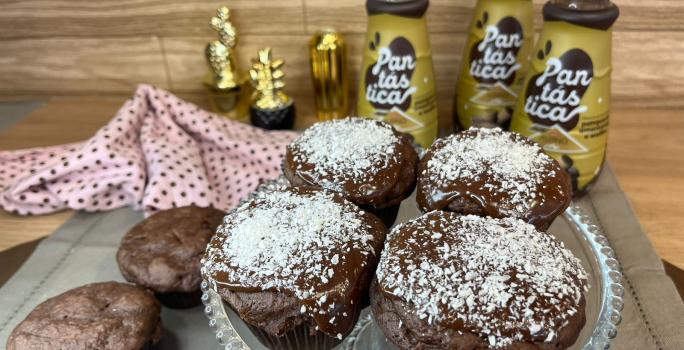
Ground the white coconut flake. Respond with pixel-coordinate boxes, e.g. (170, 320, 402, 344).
(424, 127, 562, 216)
(202, 189, 379, 333)
(376, 212, 589, 349)
(288, 118, 399, 188)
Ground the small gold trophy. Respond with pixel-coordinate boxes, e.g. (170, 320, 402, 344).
(248, 47, 296, 130)
(204, 6, 249, 121)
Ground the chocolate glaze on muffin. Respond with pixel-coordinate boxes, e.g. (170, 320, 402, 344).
(372, 211, 588, 349)
(417, 127, 572, 231)
(7, 282, 162, 350)
(201, 187, 387, 343)
(283, 118, 418, 225)
(117, 205, 225, 307)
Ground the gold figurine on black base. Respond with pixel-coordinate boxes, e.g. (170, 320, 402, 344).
(248, 47, 296, 130)
(204, 6, 249, 121)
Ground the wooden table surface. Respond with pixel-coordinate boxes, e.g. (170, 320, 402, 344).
(1, 98, 683, 270)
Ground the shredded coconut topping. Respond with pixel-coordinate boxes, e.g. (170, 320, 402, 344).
(288, 118, 399, 191)
(425, 128, 560, 215)
(201, 188, 379, 334)
(376, 212, 588, 348)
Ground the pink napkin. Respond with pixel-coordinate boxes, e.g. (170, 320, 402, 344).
(0, 85, 297, 216)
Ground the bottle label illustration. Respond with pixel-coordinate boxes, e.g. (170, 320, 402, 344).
(455, 0, 533, 129)
(358, 7, 438, 149)
(469, 17, 524, 85)
(364, 36, 417, 111)
(524, 47, 593, 131)
(510, 5, 618, 192)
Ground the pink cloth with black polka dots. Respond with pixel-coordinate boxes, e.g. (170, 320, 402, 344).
(0, 84, 296, 216)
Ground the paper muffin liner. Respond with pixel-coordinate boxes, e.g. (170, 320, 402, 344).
(246, 323, 341, 350)
(155, 290, 202, 309)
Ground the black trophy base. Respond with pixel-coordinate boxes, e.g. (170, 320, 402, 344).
(250, 102, 296, 130)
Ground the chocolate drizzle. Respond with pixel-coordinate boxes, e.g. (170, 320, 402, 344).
(283, 118, 418, 209)
(375, 212, 588, 348)
(201, 187, 386, 338)
(416, 128, 571, 231)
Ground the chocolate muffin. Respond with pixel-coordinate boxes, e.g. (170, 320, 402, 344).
(416, 127, 572, 231)
(371, 211, 588, 349)
(7, 282, 162, 350)
(283, 117, 418, 227)
(201, 187, 387, 350)
(117, 205, 225, 308)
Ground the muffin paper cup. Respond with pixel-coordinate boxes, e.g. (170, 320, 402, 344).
(155, 290, 202, 309)
(246, 323, 341, 350)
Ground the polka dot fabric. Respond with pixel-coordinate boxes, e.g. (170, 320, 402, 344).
(0, 85, 296, 217)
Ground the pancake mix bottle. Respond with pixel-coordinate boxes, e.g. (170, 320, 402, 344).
(509, 0, 619, 193)
(453, 0, 533, 130)
(358, 0, 438, 148)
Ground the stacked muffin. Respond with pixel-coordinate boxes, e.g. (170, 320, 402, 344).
(372, 212, 587, 349)
(283, 118, 419, 227)
(200, 120, 586, 350)
(202, 187, 387, 349)
(416, 127, 572, 231)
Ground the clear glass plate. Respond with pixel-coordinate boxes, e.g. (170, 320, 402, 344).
(201, 182, 624, 350)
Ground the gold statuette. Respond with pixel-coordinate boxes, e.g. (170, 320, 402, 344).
(248, 48, 296, 130)
(309, 29, 348, 121)
(204, 6, 249, 121)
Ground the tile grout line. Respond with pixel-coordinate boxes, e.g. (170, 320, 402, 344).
(158, 36, 175, 93)
(301, 0, 310, 34)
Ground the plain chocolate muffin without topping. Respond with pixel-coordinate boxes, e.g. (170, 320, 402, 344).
(372, 211, 588, 349)
(202, 187, 387, 350)
(7, 281, 162, 350)
(117, 205, 225, 308)
(416, 127, 572, 231)
(283, 117, 419, 227)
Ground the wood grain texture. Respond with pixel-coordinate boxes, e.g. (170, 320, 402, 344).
(607, 109, 684, 267)
(0, 0, 683, 107)
(0, 37, 168, 97)
(0, 0, 681, 40)
(0, 0, 305, 39)
(0, 210, 73, 252)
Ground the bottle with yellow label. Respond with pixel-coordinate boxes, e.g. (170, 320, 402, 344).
(453, 0, 533, 130)
(510, 0, 619, 193)
(357, 0, 438, 148)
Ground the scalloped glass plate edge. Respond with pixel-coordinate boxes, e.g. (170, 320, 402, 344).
(200, 201, 624, 350)
(564, 203, 624, 349)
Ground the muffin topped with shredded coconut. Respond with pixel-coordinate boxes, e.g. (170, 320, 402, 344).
(371, 211, 588, 349)
(201, 186, 386, 342)
(283, 118, 418, 226)
(416, 127, 571, 231)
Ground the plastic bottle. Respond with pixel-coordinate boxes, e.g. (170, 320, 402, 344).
(454, 0, 534, 130)
(357, 0, 438, 148)
(509, 0, 619, 193)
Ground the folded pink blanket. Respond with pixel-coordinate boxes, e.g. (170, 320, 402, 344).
(0, 85, 296, 216)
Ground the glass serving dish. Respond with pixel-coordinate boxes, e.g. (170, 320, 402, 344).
(201, 179, 624, 350)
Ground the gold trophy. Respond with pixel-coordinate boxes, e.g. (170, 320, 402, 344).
(204, 6, 249, 121)
(248, 47, 296, 130)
